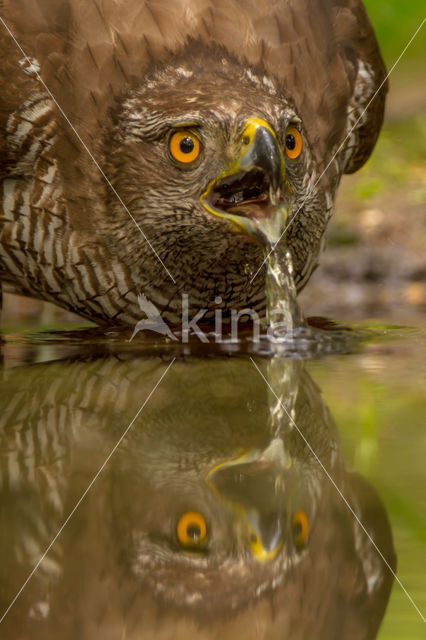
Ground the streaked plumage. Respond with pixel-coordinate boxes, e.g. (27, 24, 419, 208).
(0, 356, 395, 638)
(0, 0, 387, 326)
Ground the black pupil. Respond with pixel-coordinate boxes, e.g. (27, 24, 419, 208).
(187, 524, 201, 541)
(286, 133, 296, 150)
(293, 522, 302, 538)
(180, 137, 195, 154)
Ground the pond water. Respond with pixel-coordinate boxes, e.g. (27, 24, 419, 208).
(0, 322, 425, 639)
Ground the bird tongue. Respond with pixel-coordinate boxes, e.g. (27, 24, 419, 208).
(225, 201, 273, 221)
(204, 168, 290, 245)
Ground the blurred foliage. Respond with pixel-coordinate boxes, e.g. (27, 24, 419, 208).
(363, 1, 426, 65)
(329, 109, 426, 256)
(331, 3, 426, 249)
(350, 112, 426, 201)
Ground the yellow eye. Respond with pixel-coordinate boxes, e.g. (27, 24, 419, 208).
(292, 510, 309, 548)
(177, 511, 207, 548)
(285, 127, 303, 159)
(169, 130, 201, 164)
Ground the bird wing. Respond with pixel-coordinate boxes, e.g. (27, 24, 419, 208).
(345, 472, 396, 638)
(0, 0, 386, 180)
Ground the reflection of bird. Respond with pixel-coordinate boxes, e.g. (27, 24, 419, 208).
(0, 0, 387, 326)
(0, 355, 395, 638)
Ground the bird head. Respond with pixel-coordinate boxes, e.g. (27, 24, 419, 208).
(0, 355, 395, 637)
(104, 49, 323, 308)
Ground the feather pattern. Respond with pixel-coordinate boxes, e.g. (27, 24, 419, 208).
(0, 0, 387, 326)
(1, 0, 387, 165)
(0, 356, 395, 635)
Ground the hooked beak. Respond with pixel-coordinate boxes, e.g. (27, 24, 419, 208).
(206, 439, 291, 561)
(201, 118, 291, 245)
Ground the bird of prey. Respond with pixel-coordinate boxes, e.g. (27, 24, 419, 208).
(0, 0, 387, 326)
(0, 355, 395, 638)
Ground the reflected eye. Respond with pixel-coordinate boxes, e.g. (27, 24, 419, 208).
(177, 511, 207, 548)
(292, 510, 309, 548)
(169, 130, 201, 164)
(285, 127, 303, 159)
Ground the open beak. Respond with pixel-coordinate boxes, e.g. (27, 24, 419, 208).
(206, 439, 291, 561)
(201, 118, 291, 245)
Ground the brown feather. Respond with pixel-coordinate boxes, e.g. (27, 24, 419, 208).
(0, 0, 388, 324)
(1, 0, 387, 171)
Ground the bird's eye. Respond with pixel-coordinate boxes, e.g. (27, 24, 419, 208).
(169, 130, 201, 165)
(292, 510, 309, 548)
(285, 127, 303, 159)
(177, 511, 208, 548)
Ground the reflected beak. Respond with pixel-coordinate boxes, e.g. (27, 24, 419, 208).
(201, 118, 291, 245)
(248, 512, 284, 560)
(206, 440, 291, 561)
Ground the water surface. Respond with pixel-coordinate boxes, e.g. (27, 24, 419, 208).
(0, 323, 425, 639)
